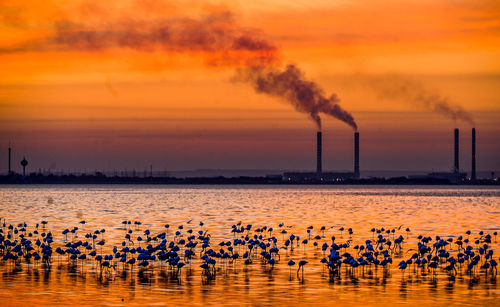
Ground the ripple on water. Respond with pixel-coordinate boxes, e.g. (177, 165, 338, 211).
(0, 185, 499, 306)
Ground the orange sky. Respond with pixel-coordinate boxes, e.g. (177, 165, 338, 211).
(0, 0, 499, 174)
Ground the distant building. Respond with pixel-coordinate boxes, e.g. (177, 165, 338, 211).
(408, 172, 467, 184)
(265, 174, 283, 183)
(426, 172, 467, 184)
(283, 171, 356, 183)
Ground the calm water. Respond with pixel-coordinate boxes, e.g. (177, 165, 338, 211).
(0, 185, 499, 306)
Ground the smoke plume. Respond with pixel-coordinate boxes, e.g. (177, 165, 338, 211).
(242, 65, 357, 130)
(374, 77, 474, 126)
(0, 8, 357, 130)
(1, 12, 278, 68)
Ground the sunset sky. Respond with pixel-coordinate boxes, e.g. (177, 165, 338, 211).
(0, 0, 499, 175)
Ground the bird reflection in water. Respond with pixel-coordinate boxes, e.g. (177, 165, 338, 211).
(0, 218, 498, 302)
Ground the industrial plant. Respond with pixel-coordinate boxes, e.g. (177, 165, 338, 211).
(409, 128, 475, 184)
(283, 131, 360, 183)
(283, 127, 481, 184)
(2, 127, 497, 185)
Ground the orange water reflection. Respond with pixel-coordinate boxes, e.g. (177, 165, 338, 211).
(0, 185, 499, 306)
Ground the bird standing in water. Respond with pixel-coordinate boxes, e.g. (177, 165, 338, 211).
(297, 260, 308, 280)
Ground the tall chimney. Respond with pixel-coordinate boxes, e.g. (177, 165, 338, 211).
(354, 132, 360, 178)
(454, 128, 459, 174)
(8, 146, 11, 175)
(471, 128, 476, 181)
(316, 131, 322, 173)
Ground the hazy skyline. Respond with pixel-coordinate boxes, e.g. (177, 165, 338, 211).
(1, 0, 499, 174)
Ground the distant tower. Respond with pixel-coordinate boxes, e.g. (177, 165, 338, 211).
(8, 146, 11, 175)
(21, 156, 28, 177)
(454, 128, 459, 174)
(316, 131, 322, 173)
(354, 132, 360, 178)
(471, 128, 476, 181)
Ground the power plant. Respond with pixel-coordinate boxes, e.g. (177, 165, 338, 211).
(284, 131, 359, 182)
(2, 127, 490, 184)
(287, 127, 478, 183)
(416, 128, 468, 183)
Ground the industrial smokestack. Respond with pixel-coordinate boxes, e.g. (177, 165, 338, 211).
(471, 128, 476, 181)
(317, 131, 322, 173)
(454, 128, 459, 174)
(354, 132, 360, 178)
(8, 146, 11, 175)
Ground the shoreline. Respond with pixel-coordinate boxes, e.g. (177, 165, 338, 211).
(1, 174, 498, 186)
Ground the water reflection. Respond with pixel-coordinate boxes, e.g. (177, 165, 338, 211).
(0, 185, 499, 306)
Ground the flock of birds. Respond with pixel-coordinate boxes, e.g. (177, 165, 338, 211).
(0, 217, 498, 286)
